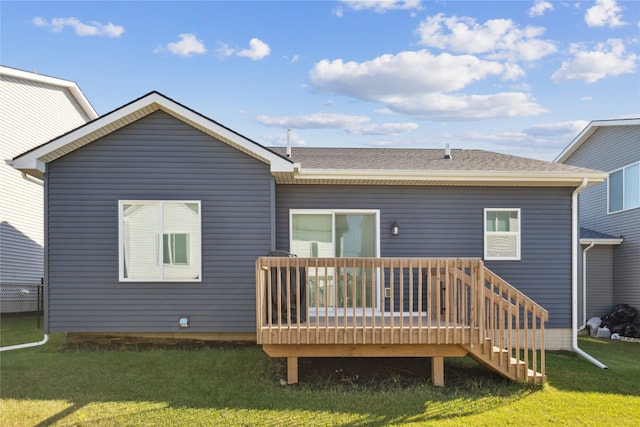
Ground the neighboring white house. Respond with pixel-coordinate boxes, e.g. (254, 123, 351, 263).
(555, 118, 640, 323)
(0, 66, 97, 284)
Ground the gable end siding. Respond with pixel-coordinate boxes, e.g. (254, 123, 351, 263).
(46, 111, 273, 333)
(276, 185, 573, 328)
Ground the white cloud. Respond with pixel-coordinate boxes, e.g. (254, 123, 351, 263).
(416, 14, 556, 62)
(381, 92, 547, 120)
(309, 50, 545, 120)
(255, 112, 418, 135)
(339, 0, 422, 13)
(529, 1, 554, 18)
(33, 16, 124, 37)
(237, 38, 271, 61)
(347, 122, 419, 135)
(263, 130, 307, 147)
(438, 120, 589, 161)
(522, 120, 589, 138)
(217, 38, 271, 61)
(585, 0, 625, 28)
(284, 54, 300, 64)
(155, 33, 207, 57)
(333, 6, 345, 18)
(502, 63, 526, 81)
(310, 50, 505, 98)
(216, 42, 235, 59)
(256, 113, 370, 129)
(551, 39, 637, 83)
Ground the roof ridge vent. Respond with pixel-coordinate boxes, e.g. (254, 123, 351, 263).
(444, 144, 452, 160)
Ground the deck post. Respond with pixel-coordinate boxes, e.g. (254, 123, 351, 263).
(431, 356, 444, 387)
(287, 357, 299, 384)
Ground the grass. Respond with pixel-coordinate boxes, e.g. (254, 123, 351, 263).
(1, 317, 639, 426)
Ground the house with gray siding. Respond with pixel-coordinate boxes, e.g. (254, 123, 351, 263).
(556, 118, 640, 324)
(12, 92, 607, 384)
(0, 66, 96, 311)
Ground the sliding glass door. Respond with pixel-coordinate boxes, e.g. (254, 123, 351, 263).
(290, 210, 379, 314)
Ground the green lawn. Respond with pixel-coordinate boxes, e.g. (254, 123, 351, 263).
(1, 318, 639, 426)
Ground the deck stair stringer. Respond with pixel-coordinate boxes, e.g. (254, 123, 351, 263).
(461, 341, 546, 384)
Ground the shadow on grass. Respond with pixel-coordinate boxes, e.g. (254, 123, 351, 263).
(0, 335, 541, 425)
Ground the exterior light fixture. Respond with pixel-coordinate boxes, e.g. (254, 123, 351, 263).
(178, 316, 190, 328)
(391, 221, 399, 236)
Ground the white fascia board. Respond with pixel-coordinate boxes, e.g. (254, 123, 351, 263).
(0, 66, 98, 120)
(555, 118, 640, 163)
(293, 168, 608, 185)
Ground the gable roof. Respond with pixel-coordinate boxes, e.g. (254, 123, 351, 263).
(0, 65, 98, 121)
(10, 90, 606, 187)
(11, 91, 294, 179)
(554, 118, 640, 163)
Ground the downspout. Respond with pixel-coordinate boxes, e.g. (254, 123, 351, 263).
(0, 335, 49, 352)
(22, 172, 44, 186)
(579, 241, 596, 330)
(0, 168, 49, 351)
(572, 178, 607, 369)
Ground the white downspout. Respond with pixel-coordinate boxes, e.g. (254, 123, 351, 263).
(579, 241, 596, 330)
(572, 178, 607, 369)
(0, 165, 47, 351)
(0, 334, 49, 352)
(22, 172, 44, 186)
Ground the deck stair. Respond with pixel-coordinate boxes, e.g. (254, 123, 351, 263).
(463, 340, 546, 383)
(256, 257, 548, 386)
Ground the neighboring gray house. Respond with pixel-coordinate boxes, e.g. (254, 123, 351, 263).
(556, 118, 640, 324)
(12, 92, 607, 383)
(0, 66, 97, 284)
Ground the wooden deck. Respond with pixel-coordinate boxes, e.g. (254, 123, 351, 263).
(256, 257, 548, 386)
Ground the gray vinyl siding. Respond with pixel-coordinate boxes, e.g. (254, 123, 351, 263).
(563, 125, 640, 309)
(581, 245, 614, 321)
(45, 111, 273, 333)
(276, 185, 573, 328)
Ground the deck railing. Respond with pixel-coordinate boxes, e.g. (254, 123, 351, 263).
(481, 268, 548, 381)
(256, 257, 547, 382)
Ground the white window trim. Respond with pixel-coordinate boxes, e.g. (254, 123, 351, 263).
(289, 209, 381, 258)
(289, 209, 381, 316)
(484, 208, 521, 261)
(119, 200, 202, 282)
(607, 161, 640, 215)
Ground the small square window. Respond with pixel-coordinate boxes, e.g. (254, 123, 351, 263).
(484, 209, 520, 260)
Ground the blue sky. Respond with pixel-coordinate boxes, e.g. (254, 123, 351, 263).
(2, 0, 638, 160)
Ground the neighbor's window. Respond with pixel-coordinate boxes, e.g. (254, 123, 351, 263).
(119, 201, 201, 282)
(484, 208, 520, 260)
(609, 162, 640, 213)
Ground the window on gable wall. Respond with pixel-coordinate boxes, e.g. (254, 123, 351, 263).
(119, 201, 201, 282)
(609, 162, 640, 213)
(484, 208, 521, 261)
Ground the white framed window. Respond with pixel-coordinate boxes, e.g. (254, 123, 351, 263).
(484, 208, 521, 261)
(289, 209, 380, 313)
(119, 201, 201, 282)
(608, 162, 640, 213)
